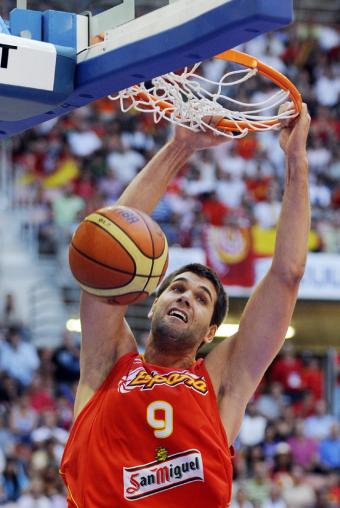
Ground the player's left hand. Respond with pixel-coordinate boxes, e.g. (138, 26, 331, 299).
(171, 116, 231, 151)
(279, 102, 311, 158)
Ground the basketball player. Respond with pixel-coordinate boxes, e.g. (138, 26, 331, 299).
(61, 103, 311, 507)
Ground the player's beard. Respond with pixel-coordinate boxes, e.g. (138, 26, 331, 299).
(151, 313, 201, 353)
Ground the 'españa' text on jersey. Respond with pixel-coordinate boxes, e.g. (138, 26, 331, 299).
(60, 353, 233, 507)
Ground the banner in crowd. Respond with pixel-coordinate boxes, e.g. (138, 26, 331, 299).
(202, 225, 255, 287)
(166, 247, 205, 274)
(167, 249, 340, 300)
(256, 253, 340, 300)
(252, 225, 321, 257)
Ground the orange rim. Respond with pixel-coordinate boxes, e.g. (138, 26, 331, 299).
(134, 49, 302, 133)
(214, 49, 302, 131)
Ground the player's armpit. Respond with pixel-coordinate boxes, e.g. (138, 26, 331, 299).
(205, 336, 249, 444)
(206, 269, 300, 443)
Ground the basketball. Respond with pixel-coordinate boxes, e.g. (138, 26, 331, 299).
(69, 205, 168, 304)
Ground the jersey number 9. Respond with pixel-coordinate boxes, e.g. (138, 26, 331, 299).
(147, 401, 173, 439)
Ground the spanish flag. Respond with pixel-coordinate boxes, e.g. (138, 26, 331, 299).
(203, 225, 255, 287)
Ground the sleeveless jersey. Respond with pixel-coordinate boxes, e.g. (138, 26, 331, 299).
(60, 352, 234, 507)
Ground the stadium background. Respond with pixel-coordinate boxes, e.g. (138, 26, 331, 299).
(0, 0, 339, 506)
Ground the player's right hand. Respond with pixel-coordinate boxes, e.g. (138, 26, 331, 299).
(172, 116, 231, 152)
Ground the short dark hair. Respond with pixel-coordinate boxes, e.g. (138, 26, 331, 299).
(156, 263, 228, 327)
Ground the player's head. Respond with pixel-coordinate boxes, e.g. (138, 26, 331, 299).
(157, 263, 228, 327)
(148, 264, 228, 353)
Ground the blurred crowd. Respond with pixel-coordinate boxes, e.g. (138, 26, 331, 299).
(0, 294, 75, 507)
(10, 22, 340, 257)
(0, 15, 339, 508)
(0, 293, 339, 507)
(231, 346, 340, 508)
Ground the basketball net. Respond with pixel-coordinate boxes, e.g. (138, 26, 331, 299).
(109, 50, 302, 138)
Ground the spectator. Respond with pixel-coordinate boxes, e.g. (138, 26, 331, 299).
(98, 170, 124, 204)
(0, 374, 21, 407)
(314, 66, 340, 107)
(309, 175, 332, 209)
(40, 465, 64, 502)
(253, 184, 281, 229)
(27, 374, 56, 414)
(270, 345, 305, 401)
(328, 147, 340, 182)
(282, 465, 316, 508)
(31, 437, 60, 473)
(244, 461, 272, 507)
(238, 402, 267, 447)
(52, 332, 80, 386)
(256, 382, 287, 421)
(245, 446, 266, 477)
(262, 483, 287, 508)
(73, 169, 95, 202)
(51, 183, 85, 235)
(275, 407, 296, 441)
(312, 486, 337, 508)
(231, 486, 254, 508)
(0, 457, 29, 503)
(106, 137, 145, 185)
(293, 390, 318, 418)
(200, 191, 229, 226)
(0, 294, 21, 328)
(17, 477, 52, 508)
(304, 399, 337, 440)
(217, 145, 246, 178)
(54, 397, 73, 431)
(307, 137, 332, 173)
(9, 395, 38, 443)
(301, 357, 324, 402)
(318, 422, 340, 471)
(272, 442, 293, 482)
(261, 423, 280, 464)
(67, 113, 102, 157)
(0, 414, 16, 455)
(327, 473, 340, 507)
(31, 411, 68, 449)
(244, 164, 273, 203)
(29, 187, 57, 256)
(183, 164, 215, 197)
(121, 121, 155, 153)
(215, 171, 247, 209)
(287, 418, 318, 471)
(48, 484, 67, 508)
(334, 352, 340, 419)
(191, 151, 217, 185)
(315, 216, 340, 253)
(0, 328, 40, 387)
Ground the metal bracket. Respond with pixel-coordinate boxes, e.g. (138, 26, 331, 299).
(89, 0, 135, 38)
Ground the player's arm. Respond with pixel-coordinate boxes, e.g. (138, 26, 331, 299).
(206, 103, 311, 443)
(77, 126, 228, 416)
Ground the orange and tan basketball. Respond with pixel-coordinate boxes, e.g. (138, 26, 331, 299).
(69, 205, 168, 304)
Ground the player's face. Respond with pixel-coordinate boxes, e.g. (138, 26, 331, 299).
(150, 272, 217, 352)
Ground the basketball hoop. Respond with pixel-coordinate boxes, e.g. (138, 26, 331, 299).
(109, 49, 302, 138)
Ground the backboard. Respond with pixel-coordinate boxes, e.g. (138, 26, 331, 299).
(0, 0, 294, 138)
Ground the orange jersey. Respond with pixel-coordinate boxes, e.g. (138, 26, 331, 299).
(60, 352, 233, 507)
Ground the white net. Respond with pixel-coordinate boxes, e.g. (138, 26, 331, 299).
(109, 58, 299, 138)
